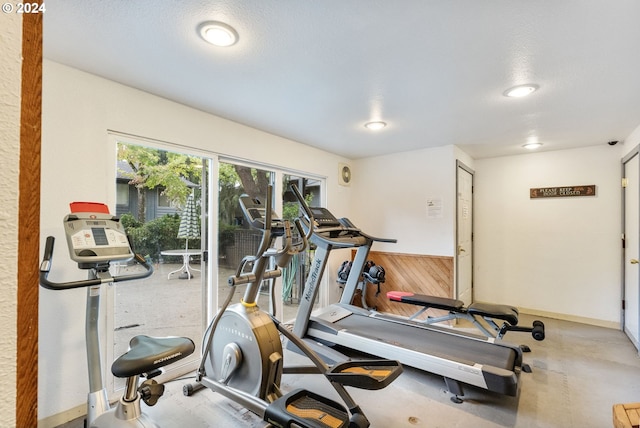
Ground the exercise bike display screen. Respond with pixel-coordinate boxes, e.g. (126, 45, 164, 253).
(64, 212, 133, 264)
(91, 227, 109, 246)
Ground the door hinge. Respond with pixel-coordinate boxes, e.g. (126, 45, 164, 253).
(623, 299, 626, 310)
(622, 177, 629, 188)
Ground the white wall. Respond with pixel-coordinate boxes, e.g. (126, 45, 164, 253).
(0, 12, 22, 428)
(40, 60, 353, 421)
(347, 145, 474, 301)
(350, 140, 625, 327)
(623, 124, 640, 155)
(351, 145, 467, 257)
(474, 145, 622, 325)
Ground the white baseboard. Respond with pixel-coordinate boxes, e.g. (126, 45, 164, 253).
(519, 307, 620, 330)
(38, 403, 85, 428)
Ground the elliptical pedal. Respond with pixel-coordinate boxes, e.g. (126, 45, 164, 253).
(265, 389, 349, 428)
(327, 360, 402, 390)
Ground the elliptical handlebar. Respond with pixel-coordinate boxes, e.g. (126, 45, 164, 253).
(292, 218, 308, 251)
(231, 184, 313, 284)
(270, 185, 315, 267)
(39, 236, 154, 291)
(271, 184, 314, 265)
(271, 219, 294, 267)
(289, 183, 314, 241)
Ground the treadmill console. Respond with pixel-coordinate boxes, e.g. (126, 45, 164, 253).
(63, 211, 133, 265)
(239, 194, 286, 235)
(309, 207, 341, 228)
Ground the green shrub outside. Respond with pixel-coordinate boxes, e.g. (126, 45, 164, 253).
(118, 213, 243, 264)
(219, 223, 238, 250)
(119, 213, 201, 262)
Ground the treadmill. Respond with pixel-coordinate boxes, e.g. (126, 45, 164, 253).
(291, 207, 525, 401)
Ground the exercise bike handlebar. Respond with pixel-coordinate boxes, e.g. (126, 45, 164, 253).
(39, 236, 154, 291)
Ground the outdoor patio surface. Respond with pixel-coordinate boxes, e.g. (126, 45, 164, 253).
(113, 261, 302, 365)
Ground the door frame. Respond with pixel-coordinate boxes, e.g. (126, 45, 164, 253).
(455, 160, 475, 304)
(622, 145, 640, 347)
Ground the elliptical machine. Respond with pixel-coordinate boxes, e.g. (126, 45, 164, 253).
(40, 202, 195, 428)
(185, 185, 402, 427)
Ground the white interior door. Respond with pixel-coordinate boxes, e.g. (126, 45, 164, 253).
(624, 150, 640, 350)
(456, 161, 474, 305)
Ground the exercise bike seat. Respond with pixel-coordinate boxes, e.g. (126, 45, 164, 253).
(112, 335, 195, 378)
(467, 302, 519, 326)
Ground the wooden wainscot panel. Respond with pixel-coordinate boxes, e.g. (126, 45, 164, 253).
(349, 251, 454, 318)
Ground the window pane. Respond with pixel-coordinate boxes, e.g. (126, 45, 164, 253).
(157, 187, 171, 207)
(113, 141, 206, 391)
(116, 182, 129, 206)
(218, 162, 273, 309)
(282, 175, 322, 315)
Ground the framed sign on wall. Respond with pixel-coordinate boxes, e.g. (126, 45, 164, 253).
(530, 185, 596, 199)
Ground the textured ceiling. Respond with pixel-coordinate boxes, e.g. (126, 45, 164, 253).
(43, 0, 640, 159)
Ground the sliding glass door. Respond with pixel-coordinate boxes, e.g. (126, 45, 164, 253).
(110, 139, 210, 391)
(107, 144, 327, 394)
(217, 161, 275, 310)
(216, 163, 324, 322)
(281, 175, 322, 318)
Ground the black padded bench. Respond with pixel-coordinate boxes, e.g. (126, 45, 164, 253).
(387, 291, 544, 345)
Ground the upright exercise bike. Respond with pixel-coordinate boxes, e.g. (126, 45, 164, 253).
(186, 185, 402, 427)
(40, 202, 195, 428)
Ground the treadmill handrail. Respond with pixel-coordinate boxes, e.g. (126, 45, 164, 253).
(305, 218, 397, 249)
(310, 232, 368, 248)
(338, 218, 398, 244)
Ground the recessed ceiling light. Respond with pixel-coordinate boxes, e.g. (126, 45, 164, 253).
(504, 84, 539, 98)
(523, 142, 543, 150)
(364, 121, 387, 131)
(198, 21, 239, 47)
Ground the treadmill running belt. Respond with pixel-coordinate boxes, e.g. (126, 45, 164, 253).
(331, 313, 517, 370)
